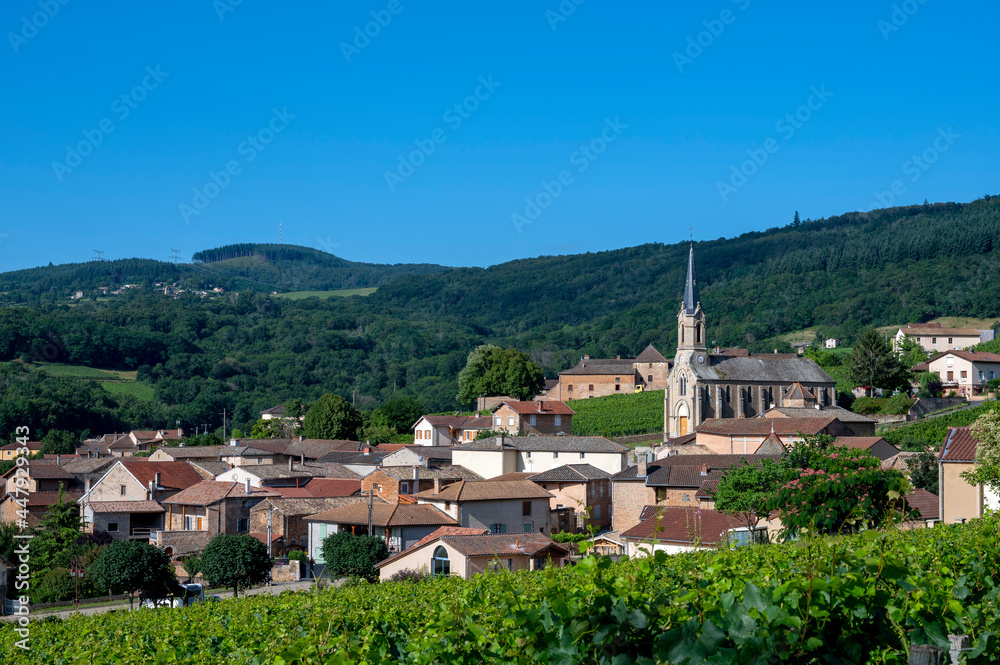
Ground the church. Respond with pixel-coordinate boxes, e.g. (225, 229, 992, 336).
(665, 246, 836, 438)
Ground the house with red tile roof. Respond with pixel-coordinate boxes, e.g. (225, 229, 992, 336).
(894, 323, 985, 355)
(694, 417, 855, 455)
(375, 528, 568, 580)
(620, 506, 754, 555)
(413, 479, 553, 536)
(412, 415, 493, 446)
(923, 351, 1000, 397)
(938, 426, 1000, 524)
(490, 400, 575, 436)
(304, 502, 457, 558)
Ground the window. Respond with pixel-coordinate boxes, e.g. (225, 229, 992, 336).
(445, 501, 451, 510)
(554, 415, 561, 426)
(648, 374, 653, 383)
(256, 457, 263, 464)
(589, 384, 594, 392)
(682, 494, 690, 502)
(507, 416, 515, 426)
(655, 488, 666, 502)
(946, 356, 955, 367)
(948, 371, 954, 381)
(932, 337, 937, 344)
(615, 384, 621, 391)
(432, 546, 450, 576)
(197, 517, 204, 530)
(522, 501, 531, 516)
(529, 415, 536, 426)
(401, 482, 409, 494)
(120, 485, 127, 496)
(185, 516, 194, 531)
(949, 337, 953, 344)
(490, 523, 507, 534)
(494, 417, 501, 427)
(107, 522, 119, 532)
(526, 450, 532, 459)
(961, 371, 968, 380)
(567, 385, 573, 393)
(599, 482, 604, 497)
(980, 371, 985, 382)
(522, 521, 533, 533)
(593, 505, 601, 520)
(242, 499, 258, 509)
(615, 377, 620, 384)
(679, 376, 687, 396)
(237, 518, 249, 532)
(553, 451, 559, 459)
(579, 452, 585, 459)
(992, 371, 996, 380)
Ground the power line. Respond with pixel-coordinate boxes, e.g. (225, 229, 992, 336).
(92, 250, 104, 261)
(170, 249, 181, 265)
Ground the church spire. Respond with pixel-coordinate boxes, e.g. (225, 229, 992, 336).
(683, 243, 700, 315)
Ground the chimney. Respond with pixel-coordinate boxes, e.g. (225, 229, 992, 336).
(498, 434, 505, 448)
(56, 454, 61, 465)
(433, 477, 441, 493)
(413, 466, 419, 482)
(616, 355, 621, 360)
(300, 454, 305, 464)
(177, 426, 183, 437)
(230, 438, 238, 446)
(288, 457, 293, 471)
(637, 454, 647, 478)
(245, 478, 252, 494)
(154, 472, 161, 487)
(148, 480, 154, 500)
(583, 355, 590, 360)
(700, 464, 708, 476)
(475, 410, 480, 418)
(299, 435, 304, 442)
(363, 444, 371, 456)
(537, 402, 543, 413)
(84, 477, 92, 494)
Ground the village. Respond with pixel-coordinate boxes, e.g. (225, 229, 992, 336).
(2, 248, 997, 616)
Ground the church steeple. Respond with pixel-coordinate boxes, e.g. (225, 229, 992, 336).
(683, 243, 700, 315)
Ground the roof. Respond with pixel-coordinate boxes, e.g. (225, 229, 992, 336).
(491, 472, 538, 481)
(492, 400, 576, 416)
(634, 344, 669, 364)
(258, 497, 356, 517)
(186, 460, 232, 477)
(118, 460, 209, 491)
(939, 427, 978, 462)
(927, 350, 1000, 364)
(756, 432, 787, 455)
(414, 479, 552, 502)
(261, 405, 286, 416)
(835, 437, 893, 451)
(59, 457, 117, 475)
(296, 462, 362, 479)
(23, 490, 84, 507)
(0, 441, 41, 451)
(306, 502, 455, 528)
(528, 464, 612, 482)
(393, 446, 454, 461)
(454, 435, 626, 454)
(709, 355, 834, 384)
(316, 451, 388, 465)
(621, 506, 744, 545)
(696, 417, 840, 436)
(225, 465, 314, 480)
(416, 415, 493, 429)
(683, 243, 700, 315)
(784, 383, 815, 401)
(161, 481, 279, 506)
(285, 439, 364, 460)
(21, 462, 76, 480)
(300, 478, 362, 497)
(768, 406, 877, 423)
(153, 446, 227, 459)
(612, 454, 780, 482)
(559, 358, 637, 376)
(441, 532, 568, 558)
(87, 500, 164, 514)
(905, 489, 940, 521)
(375, 465, 483, 481)
(407, 526, 490, 551)
(901, 324, 981, 337)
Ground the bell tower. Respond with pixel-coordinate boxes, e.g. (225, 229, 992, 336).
(677, 244, 706, 352)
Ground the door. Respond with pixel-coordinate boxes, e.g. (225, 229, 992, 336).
(679, 417, 688, 435)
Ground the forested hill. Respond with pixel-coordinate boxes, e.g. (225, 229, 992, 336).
(1, 196, 1000, 440)
(0, 244, 449, 296)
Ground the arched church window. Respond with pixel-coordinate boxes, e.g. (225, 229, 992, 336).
(679, 376, 687, 396)
(696, 323, 702, 344)
(726, 386, 730, 402)
(680, 326, 685, 344)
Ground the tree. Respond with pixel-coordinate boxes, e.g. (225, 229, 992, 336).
(249, 417, 289, 439)
(711, 459, 788, 533)
(91, 539, 175, 609)
(373, 395, 426, 434)
(320, 532, 389, 581)
(772, 445, 910, 538)
(30, 487, 84, 571)
(456, 345, 545, 405)
(917, 371, 943, 398)
(302, 393, 363, 440)
(792, 211, 801, 226)
(909, 450, 939, 494)
(40, 429, 78, 455)
(199, 534, 272, 596)
(960, 410, 1000, 493)
(848, 328, 908, 397)
(896, 334, 929, 375)
(180, 554, 201, 583)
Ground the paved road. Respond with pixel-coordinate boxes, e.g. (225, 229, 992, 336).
(1, 579, 324, 621)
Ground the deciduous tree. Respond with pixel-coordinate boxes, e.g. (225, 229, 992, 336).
(712, 459, 788, 533)
(302, 393, 363, 440)
(320, 532, 389, 581)
(91, 539, 175, 609)
(199, 534, 272, 597)
(456, 345, 545, 405)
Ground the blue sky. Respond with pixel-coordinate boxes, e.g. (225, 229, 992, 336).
(1, 1, 997, 271)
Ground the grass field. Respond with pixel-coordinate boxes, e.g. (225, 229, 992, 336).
(275, 288, 378, 299)
(100, 380, 158, 401)
(567, 389, 664, 437)
(33, 363, 157, 401)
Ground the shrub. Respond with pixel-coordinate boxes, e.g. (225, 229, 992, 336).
(387, 568, 428, 583)
(31, 567, 76, 604)
(850, 396, 880, 414)
(550, 531, 590, 543)
(200, 534, 272, 597)
(320, 532, 389, 582)
(288, 550, 308, 562)
(90, 539, 175, 609)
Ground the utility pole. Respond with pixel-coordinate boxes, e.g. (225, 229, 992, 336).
(222, 409, 227, 442)
(367, 489, 374, 536)
(92, 250, 104, 261)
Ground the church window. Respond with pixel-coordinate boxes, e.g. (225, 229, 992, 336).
(696, 323, 702, 344)
(726, 386, 730, 402)
(679, 376, 687, 396)
(681, 327, 685, 344)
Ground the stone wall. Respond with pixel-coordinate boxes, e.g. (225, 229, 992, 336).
(909, 397, 968, 419)
(270, 559, 303, 583)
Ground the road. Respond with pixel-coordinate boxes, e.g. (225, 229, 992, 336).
(1, 579, 324, 621)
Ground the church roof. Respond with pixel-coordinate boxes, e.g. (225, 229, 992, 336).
(559, 358, 636, 376)
(757, 431, 787, 455)
(634, 344, 669, 363)
(683, 244, 700, 315)
(785, 382, 815, 401)
(709, 355, 833, 384)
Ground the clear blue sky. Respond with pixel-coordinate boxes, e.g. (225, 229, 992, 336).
(2, 1, 998, 271)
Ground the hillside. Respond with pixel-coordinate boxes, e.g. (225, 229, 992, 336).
(3, 196, 1000, 438)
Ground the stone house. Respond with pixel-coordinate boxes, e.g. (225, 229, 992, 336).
(375, 528, 568, 580)
(938, 426, 1000, 524)
(305, 502, 455, 559)
(107, 428, 184, 457)
(554, 344, 672, 400)
(610, 454, 779, 534)
(452, 436, 628, 479)
(361, 465, 482, 503)
(155, 480, 279, 556)
(215, 462, 315, 489)
(490, 400, 575, 436)
(694, 417, 855, 456)
(621, 506, 751, 556)
(414, 479, 553, 535)
(412, 415, 493, 446)
(380, 446, 453, 467)
(249, 497, 358, 556)
(149, 443, 281, 467)
(526, 464, 613, 531)
(0, 441, 41, 461)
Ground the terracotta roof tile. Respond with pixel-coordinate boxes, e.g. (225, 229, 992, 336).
(529, 464, 613, 482)
(492, 400, 576, 416)
(306, 502, 454, 528)
(87, 500, 164, 514)
(939, 427, 978, 462)
(413, 479, 552, 502)
(634, 344, 669, 363)
(18, 490, 84, 507)
(161, 481, 279, 506)
(621, 506, 744, 545)
(119, 460, 205, 490)
(696, 417, 842, 436)
(441, 532, 568, 557)
(905, 489, 939, 521)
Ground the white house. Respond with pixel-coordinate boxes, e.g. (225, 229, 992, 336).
(412, 415, 493, 447)
(451, 436, 627, 479)
(894, 323, 984, 354)
(925, 351, 1000, 396)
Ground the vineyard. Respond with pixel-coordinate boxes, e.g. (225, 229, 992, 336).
(880, 399, 998, 450)
(568, 390, 664, 437)
(4, 515, 999, 663)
